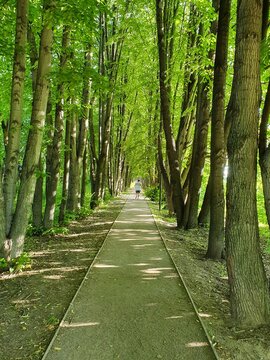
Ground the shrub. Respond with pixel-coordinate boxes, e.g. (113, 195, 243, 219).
(144, 186, 160, 202)
(0, 253, 32, 273)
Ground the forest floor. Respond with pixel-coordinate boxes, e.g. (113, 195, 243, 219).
(1, 197, 270, 360)
(0, 199, 125, 360)
(151, 204, 270, 360)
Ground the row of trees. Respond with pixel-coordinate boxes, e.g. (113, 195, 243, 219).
(156, 0, 270, 328)
(1, 0, 270, 329)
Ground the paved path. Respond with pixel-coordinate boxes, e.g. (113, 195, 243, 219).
(42, 198, 217, 360)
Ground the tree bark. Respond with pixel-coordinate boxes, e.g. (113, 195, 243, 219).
(0, 167, 7, 257)
(262, 0, 269, 41)
(258, 0, 270, 228)
(58, 102, 72, 224)
(185, 1, 219, 230)
(67, 108, 79, 211)
(67, 48, 91, 212)
(81, 149, 87, 207)
(185, 78, 210, 229)
(259, 81, 270, 226)
(198, 181, 210, 225)
(226, 0, 270, 328)
(89, 99, 97, 209)
(207, 0, 231, 259)
(28, 20, 43, 228)
(43, 26, 70, 228)
(176, 4, 198, 163)
(27, 20, 38, 92)
(94, 84, 115, 204)
(157, 132, 174, 215)
(3, 0, 28, 234)
(156, 0, 184, 227)
(32, 156, 43, 228)
(9, 0, 54, 258)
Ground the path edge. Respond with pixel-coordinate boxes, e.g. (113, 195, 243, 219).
(41, 197, 126, 360)
(147, 200, 220, 360)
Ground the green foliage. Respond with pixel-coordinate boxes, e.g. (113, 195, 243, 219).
(0, 257, 8, 272)
(103, 190, 113, 203)
(42, 226, 69, 236)
(62, 207, 93, 225)
(0, 253, 32, 273)
(26, 225, 44, 237)
(46, 315, 60, 326)
(148, 201, 176, 223)
(144, 185, 161, 202)
(74, 207, 94, 220)
(26, 224, 69, 236)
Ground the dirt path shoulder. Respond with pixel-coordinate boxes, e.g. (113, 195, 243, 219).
(151, 203, 270, 360)
(0, 199, 124, 360)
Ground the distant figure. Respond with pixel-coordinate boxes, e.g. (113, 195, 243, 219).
(134, 179, 142, 199)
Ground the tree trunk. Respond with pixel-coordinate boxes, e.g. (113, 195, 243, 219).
(67, 109, 79, 211)
(89, 101, 97, 209)
(198, 181, 210, 225)
(259, 0, 270, 227)
(9, 0, 54, 258)
(32, 156, 43, 228)
(0, 167, 7, 257)
(27, 20, 38, 92)
(3, 0, 28, 234)
(226, 0, 270, 328)
(81, 149, 87, 207)
(262, 0, 269, 41)
(157, 100, 173, 213)
(43, 26, 70, 228)
(94, 95, 113, 204)
(156, 0, 184, 227)
(207, 0, 231, 259)
(185, 1, 218, 229)
(176, 4, 198, 163)
(58, 103, 72, 224)
(185, 78, 210, 229)
(259, 81, 270, 226)
(28, 21, 43, 228)
(157, 132, 174, 215)
(67, 48, 91, 212)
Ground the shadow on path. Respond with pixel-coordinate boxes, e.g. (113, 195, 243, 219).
(42, 198, 217, 360)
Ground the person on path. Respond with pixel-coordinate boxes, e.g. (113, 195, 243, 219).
(134, 179, 142, 199)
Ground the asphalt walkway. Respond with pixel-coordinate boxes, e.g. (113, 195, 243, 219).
(42, 197, 217, 360)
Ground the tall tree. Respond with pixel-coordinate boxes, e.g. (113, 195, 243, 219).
(3, 0, 29, 235)
(206, 0, 231, 259)
(92, 2, 128, 205)
(43, 26, 70, 228)
(9, 0, 54, 258)
(156, 0, 184, 227)
(58, 99, 72, 223)
(176, 4, 198, 165)
(28, 21, 44, 228)
(226, 0, 270, 327)
(67, 48, 91, 212)
(185, 1, 219, 229)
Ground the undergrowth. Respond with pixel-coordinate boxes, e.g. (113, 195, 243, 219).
(0, 252, 31, 273)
